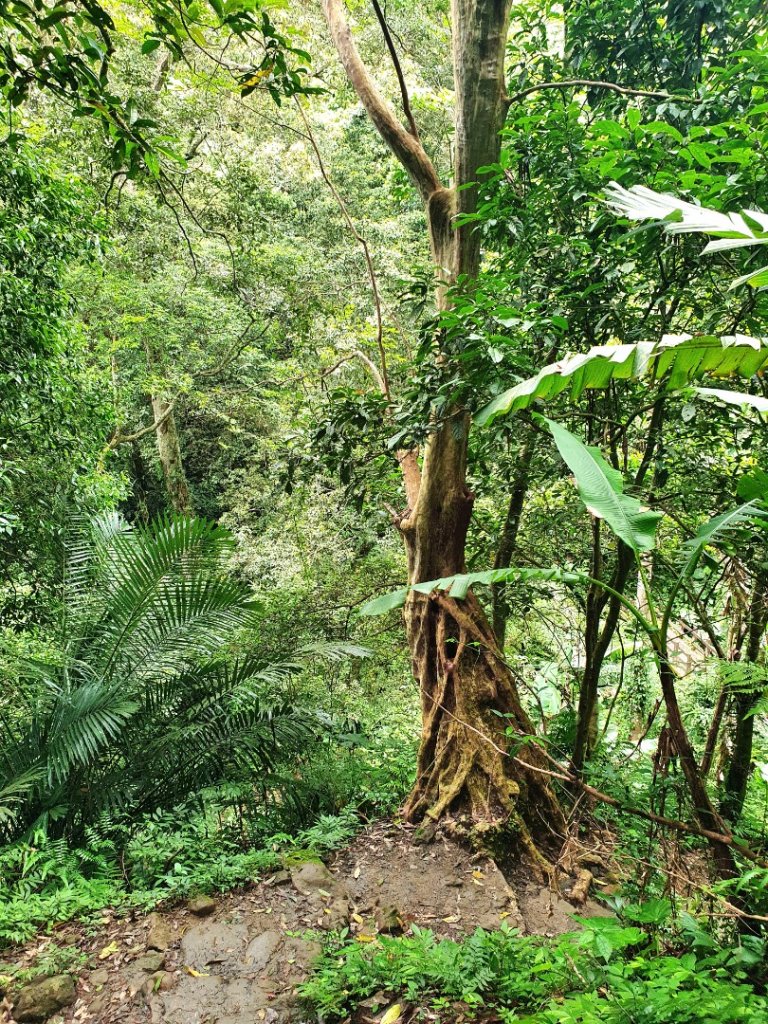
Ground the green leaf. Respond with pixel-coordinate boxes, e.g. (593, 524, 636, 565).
(359, 569, 590, 617)
(476, 335, 768, 427)
(738, 470, 768, 502)
(359, 588, 409, 616)
(541, 417, 662, 553)
(694, 387, 768, 416)
(680, 503, 765, 579)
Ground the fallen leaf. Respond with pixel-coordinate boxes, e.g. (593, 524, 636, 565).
(442, 914, 460, 923)
(472, 870, 484, 880)
(356, 934, 376, 943)
(98, 942, 119, 960)
(352, 913, 364, 925)
(380, 1003, 402, 1024)
(184, 966, 210, 977)
(354, 867, 361, 879)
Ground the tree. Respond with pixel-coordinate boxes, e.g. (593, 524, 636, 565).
(322, 0, 566, 855)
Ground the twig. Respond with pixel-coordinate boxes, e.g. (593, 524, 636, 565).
(504, 79, 697, 108)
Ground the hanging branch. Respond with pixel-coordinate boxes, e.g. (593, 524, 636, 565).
(370, 0, 421, 140)
(296, 100, 391, 405)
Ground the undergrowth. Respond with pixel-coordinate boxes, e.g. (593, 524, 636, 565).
(0, 733, 414, 947)
(302, 902, 768, 1023)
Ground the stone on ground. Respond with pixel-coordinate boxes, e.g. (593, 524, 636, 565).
(13, 975, 76, 1022)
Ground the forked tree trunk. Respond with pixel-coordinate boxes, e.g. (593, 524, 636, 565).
(324, 0, 567, 858)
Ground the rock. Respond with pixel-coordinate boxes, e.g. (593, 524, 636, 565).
(134, 953, 166, 973)
(322, 896, 350, 930)
(151, 970, 176, 993)
(375, 904, 402, 935)
(180, 919, 250, 971)
(140, 970, 176, 1000)
(265, 869, 291, 886)
(88, 991, 110, 1018)
(243, 930, 281, 971)
(89, 969, 109, 988)
(289, 861, 336, 896)
(444, 878, 464, 888)
(187, 895, 217, 917)
(13, 975, 76, 1022)
(146, 912, 174, 951)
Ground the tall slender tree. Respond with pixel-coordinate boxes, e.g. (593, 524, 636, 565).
(323, 0, 566, 857)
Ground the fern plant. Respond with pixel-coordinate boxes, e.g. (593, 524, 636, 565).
(0, 513, 361, 842)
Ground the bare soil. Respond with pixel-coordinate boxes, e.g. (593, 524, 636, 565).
(0, 821, 612, 1024)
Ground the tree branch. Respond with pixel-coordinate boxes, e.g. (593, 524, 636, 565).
(504, 79, 697, 109)
(108, 402, 177, 450)
(370, 0, 421, 140)
(322, 0, 442, 202)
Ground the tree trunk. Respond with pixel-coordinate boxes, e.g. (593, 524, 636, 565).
(722, 572, 768, 822)
(324, 0, 567, 856)
(572, 541, 634, 773)
(656, 653, 735, 879)
(143, 338, 192, 515)
(149, 393, 192, 514)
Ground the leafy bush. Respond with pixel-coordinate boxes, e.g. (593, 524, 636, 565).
(301, 909, 768, 1024)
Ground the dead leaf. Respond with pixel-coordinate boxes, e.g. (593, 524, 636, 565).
(184, 966, 210, 977)
(380, 1003, 402, 1024)
(98, 942, 119, 960)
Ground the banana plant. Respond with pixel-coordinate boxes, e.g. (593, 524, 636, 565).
(478, 183, 768, 429)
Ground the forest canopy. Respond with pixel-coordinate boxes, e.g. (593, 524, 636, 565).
(3, 2, 768, 1023)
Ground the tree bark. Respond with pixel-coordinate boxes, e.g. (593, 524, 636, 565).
(143, 338, 192, 514)
(323, 0, 567, 856)
(722, 572, 768, 822)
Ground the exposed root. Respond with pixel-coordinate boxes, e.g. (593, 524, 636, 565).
(569, 868, 594, 905)
(402, 588, 567, 871)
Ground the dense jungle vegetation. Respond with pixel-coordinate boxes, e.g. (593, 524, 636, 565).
(4, 0, 768, 1021)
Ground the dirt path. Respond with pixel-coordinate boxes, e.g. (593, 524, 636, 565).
(1, 822, 612, 1024)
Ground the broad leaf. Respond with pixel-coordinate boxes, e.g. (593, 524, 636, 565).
(360, 568, 589, 616)
(605, 183, 768, 247)
(477, 334, 768, 427)
(680, 503, 765, 579)
(694, 387, 768, 416)
(542, 417, 662, 553)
